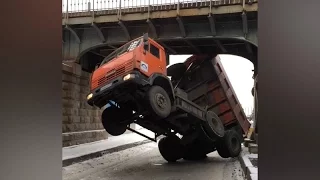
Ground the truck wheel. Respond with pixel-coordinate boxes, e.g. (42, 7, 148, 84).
(202, 111, 225, 141)
(158, 136, 183, 162)
(216, 143, 230, 158)
(216, 130, 242, 158)
(147, 85, 171, 119)
(101, 107, 132, 136)
(183, 154, 207, 161)
(182, 138, 208, 161)
(183, 148, 207, 161)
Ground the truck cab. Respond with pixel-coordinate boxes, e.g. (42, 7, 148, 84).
(87, 34, 170, 109)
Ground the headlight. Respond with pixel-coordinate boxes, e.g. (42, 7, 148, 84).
(123, 74, 135, 81)
(87, 93, 93, 100)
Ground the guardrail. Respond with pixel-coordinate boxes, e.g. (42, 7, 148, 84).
(62, 0, 257, 16)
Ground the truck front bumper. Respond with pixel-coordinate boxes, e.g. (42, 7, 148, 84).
(87, 71, 149, 108)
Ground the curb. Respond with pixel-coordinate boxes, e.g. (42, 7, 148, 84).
(239, 149, 258, 180)
(63, 139, 151, 167)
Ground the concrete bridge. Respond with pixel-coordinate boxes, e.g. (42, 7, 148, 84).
(62, 0, 258, 72)
(62, 0, 258, 146)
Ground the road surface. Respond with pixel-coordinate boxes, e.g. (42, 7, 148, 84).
(63, 142, 244, 180)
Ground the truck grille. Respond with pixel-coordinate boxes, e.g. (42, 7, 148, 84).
(91, 61, 134, 90)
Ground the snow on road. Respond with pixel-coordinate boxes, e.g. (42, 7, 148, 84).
(63, 142, 244, 180)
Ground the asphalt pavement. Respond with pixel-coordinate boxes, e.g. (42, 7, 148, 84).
(63, 142, 245, 180)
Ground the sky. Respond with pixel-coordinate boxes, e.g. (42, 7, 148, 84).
(169, 54, 254, 116)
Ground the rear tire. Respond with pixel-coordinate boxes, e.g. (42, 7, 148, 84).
(182, 138, 209, 161)
(216, 142, 231, 158)
(147, 85, 171, 119)
(158, 136, 183, 162)
(101, 106, 132, 136)
(216, 130, 242, 158)
(183, 148, 208, 161)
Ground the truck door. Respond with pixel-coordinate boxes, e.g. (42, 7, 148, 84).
(141, 41, 166, 76)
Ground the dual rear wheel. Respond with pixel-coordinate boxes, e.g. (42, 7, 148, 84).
(158, 129, 243, 163)
(216, 130, 243, 158)
(158, 136, 184, 162)
(157, 135, 207, 163)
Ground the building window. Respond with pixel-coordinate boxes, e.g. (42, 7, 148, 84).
(150, 44, 160, 58)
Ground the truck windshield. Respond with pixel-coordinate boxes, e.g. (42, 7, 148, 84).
(100, 38, 142, 66)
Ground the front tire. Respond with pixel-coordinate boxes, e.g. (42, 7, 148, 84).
(101, 106, 132, 136)
(147, 85, 171, 119)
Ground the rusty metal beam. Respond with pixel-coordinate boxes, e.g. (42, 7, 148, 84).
(214, 40, 227, 53)
(100, 47, 116, 53)
(91, 23, 106, 42)
(88, 51, 107, 57)
(100, 49, 114, 53)
(208, 13, 216, 36)
(118, 20, 131, 40)
(146, 18, 158, 39)
(185, 40, 201, 54)
(241, 11, 248, 38)
(245, 42, 253, 54)
(64, 25, 81, 44)
(62, 32, 66, 44)
(99, 46, 118, 53)
(176, 16, 186, 37)
(107, 44, 117, 49)
(161, 42, 246, 48)
(159, 42, 177, 54)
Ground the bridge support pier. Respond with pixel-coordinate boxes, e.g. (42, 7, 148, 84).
(207, 13, 217, 36)
(146, 19, 158, 39)
(64, 25, 81, 44)
(118, 20, 131, 41)
(91, 23, 106, 43)
(176, 16, 186, 37)
(62, 62, 138, 146)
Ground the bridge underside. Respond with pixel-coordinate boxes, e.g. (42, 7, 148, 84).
(63, 11, 257, 73)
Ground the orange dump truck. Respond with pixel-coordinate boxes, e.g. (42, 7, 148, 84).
(86, 33, 251, 162)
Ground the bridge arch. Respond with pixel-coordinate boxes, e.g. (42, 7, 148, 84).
(76, 37, 257, 73)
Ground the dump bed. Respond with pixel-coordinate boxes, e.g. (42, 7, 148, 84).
(177, 55, 251, 134)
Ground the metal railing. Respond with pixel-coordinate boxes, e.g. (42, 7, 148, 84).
(62, 0, 257, 16)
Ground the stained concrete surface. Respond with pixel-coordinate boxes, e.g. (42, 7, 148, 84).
(63, 128, 152, 161)
(63, 142, 244, 180)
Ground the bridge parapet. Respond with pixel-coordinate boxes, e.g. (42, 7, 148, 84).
(62, 0, 258, 19)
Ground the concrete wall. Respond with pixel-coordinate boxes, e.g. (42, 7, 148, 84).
(62, 63, 107, 147)
(61, 62, 136, 147)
